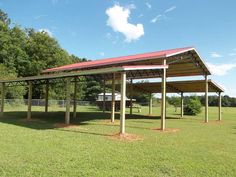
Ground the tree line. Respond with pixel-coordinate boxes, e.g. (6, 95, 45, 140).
(0, 9, 103, 101)
(167, 95, 236, 108)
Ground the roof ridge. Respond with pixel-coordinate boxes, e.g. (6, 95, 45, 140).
(43, 46, 194, 73)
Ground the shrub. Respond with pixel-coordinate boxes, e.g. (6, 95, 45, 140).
(184, 97, 202, 115)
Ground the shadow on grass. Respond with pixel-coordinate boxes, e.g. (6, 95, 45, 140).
(0, 111, 182, 132)
(57, 128, 113, 137)
(125, 114, 180, 120)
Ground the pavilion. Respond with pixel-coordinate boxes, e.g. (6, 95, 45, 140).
(0, 47, 224, 134)
(127, 80, 224, 119)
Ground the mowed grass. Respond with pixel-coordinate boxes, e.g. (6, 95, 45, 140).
(0, 104, 236, 177)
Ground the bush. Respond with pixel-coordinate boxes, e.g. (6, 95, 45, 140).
(184, 97, 202, 115)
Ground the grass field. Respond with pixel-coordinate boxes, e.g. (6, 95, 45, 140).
(0, 104, 235, 177)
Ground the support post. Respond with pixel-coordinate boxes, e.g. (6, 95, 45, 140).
(149, 93, 152, 115)
(73, 77, 77, 119)
(65, 78, 71, 124)
(161, 59, 167, 130)
(103, 79, 106, 113)
(27, 81, 32, 120)
(130, 79, 133, 115)
(180, 92, 184, 118)
(111, 73, 115, 123)
(45, 80, 49, 113)
(205, 75, 208, 123)
(120, 72, 126, 134)
(218, 92, 222, 121)
(1, 83, 5, 117)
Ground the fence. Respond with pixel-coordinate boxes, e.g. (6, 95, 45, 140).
(4, 99, 92, 107)
(3, 99, 154, 109)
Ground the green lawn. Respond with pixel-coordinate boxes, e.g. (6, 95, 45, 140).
(0, 104, 235, 177)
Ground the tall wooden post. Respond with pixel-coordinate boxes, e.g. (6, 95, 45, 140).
(65, 78, 71, 124)
(130, 79, 133, 115)
(111, 73, 115, 123)
(161, 59, 167, 130)
(205, 75, 209, 123)
(1, 83, 5, 117)
(45, 80, 49, 113)
(218, 92, 222, 121)
(180, 92, 184, 118)
(103, 79, 106, 113)
(149, 93, 152, 115)
(73, 77, 77, 119)
(27, 81, 32, 120)
(120, 72, 126, 134)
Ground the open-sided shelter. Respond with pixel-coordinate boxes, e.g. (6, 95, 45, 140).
(127, 80, 224, 119)
(0, 47, 223, 134)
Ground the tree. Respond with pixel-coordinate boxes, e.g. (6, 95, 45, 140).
(168, 96, 181, 112)
(0, 9, 84, 99)
(0, 26, 29, 76)
(83, 77, 103, 102)
(0, 64, 25, 99)
(25, 29, 72, 76)
(130, 80, 150, 104)
(0, 9, 10, 26)
(70, 55, 87, 63)
(184, 96, 202, 115)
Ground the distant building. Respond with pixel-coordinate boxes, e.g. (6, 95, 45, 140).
(96, 92, 135, 111)
(97, 92, 129, 101)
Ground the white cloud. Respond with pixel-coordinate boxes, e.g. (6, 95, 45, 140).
(38, 28, 53, 37)
(150, 6, 175, 23)
(106, 4, 144, 42)
(210, 52, 222, 58)
(206, 62, 236, 76)
(150, 15, 162, 23)
(165, 6, 176, 13)
(145, 2, 152, 9)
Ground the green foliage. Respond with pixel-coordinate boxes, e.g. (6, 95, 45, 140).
(24, 29, 72, 76)
(0, 9, 91, 99)
(183, 95, 236, 107)
(0, 9, 10, 26)
(152, 97, 161, 107)
(83, 77, 103, 102)
(167, 96, 181, 112)
(133, 93, 149, 104)
(70, 54, 87, 63)
(0, 64, 25, 98)
(0, 25, 29, 74)
(130, 81, 150, 104)
(221, 95, 236, 107)
(184, 96, 202, 115)
(201, 95, 236, 107)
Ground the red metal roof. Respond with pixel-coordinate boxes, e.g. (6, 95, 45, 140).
(43, 47, 194, 73)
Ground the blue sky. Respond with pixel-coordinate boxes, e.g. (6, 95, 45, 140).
(0, 0, 236, 96)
